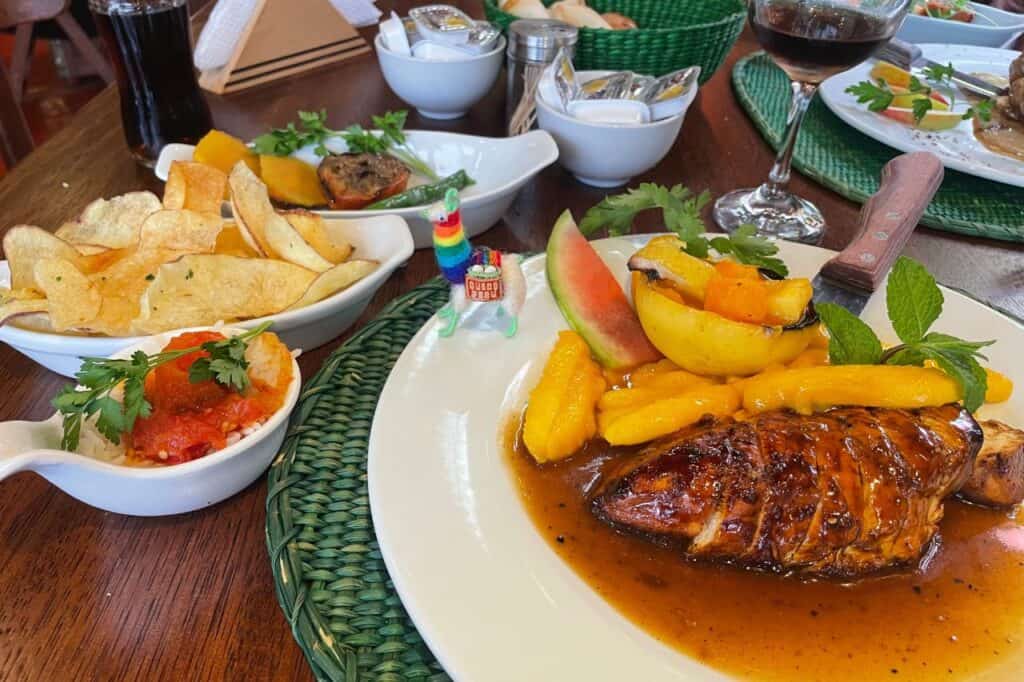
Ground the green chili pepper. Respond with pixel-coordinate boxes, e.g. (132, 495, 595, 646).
(366, 170, 475, 210)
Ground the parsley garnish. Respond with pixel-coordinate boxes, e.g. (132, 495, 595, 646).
(579, 184, 789, 277)
(846, 80, 894, 112)
(250, 110, 439, 182)
(816, 257, 993, 411)
(845, 61, 994, 125)
(52, 322, 271, 451)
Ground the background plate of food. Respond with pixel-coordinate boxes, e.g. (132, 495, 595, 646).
(0, 324, 300, 516)
(897, 1, 1024, 48)
(820, 43, 1024, 187)
(367, 201, 1023, 680)
(0, 163, 414, 377)
(154, 110, 559, 249)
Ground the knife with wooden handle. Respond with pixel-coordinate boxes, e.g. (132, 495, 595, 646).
(811, 152, 945, 316)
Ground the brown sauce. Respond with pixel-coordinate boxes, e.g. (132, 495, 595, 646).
(503, 418, 1024, 681)
(974, 108, 1024, 162)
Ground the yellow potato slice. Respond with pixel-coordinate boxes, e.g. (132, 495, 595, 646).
(56, 191, 162, 248)
(33, 258, 102, 331)
(281, 210, 353, 264)
(287, 260, 378, 310)
(163, 161, 228, 213)
(133, 254, 316, 334)
(2, 225, 84, 290)
(137, 209, 224, 253)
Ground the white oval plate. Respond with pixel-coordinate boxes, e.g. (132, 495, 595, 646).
(819, 44, 1024, 188)
(155, 129, 559, 249)
(0, 214, 413, 378)
(367, 235, 1023, 681)
(897, 3, 1024, 48)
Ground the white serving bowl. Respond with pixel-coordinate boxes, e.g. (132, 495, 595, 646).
(155, 129, 559, 249)
(897, 3, 1024, 47)
(0, 326, 301, 516)
(375, 34, 506, 120)
(536, 70, 695, 187)
(0, 215, 414, 377)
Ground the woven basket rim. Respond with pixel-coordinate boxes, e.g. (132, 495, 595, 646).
(483, 0, 747, 34)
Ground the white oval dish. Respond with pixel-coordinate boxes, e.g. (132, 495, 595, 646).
(897, 3, 1024, 48)
(535, 70, 695, 187)
(376, 34, 506, 118)
(820, 44, 1024, 188)
(367, 235, 1023, 681)
(0, 215, 414, 378)
(0, 326, 301, 516)
(155, 129, 559, 249)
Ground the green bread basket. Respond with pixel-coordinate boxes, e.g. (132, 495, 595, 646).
(483, 0, 747, 82)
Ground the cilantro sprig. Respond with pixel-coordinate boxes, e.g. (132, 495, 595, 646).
(52, 322, 272, 451)
(816, 257, 994, 412)
(251, 110, 439, 181)
(845, 62, 993, 125)
(579, 184, 789, 277)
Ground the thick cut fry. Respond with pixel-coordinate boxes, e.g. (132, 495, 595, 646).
(286, 260, 378, 310)
(523, 331, 606, 463)
(741, 365, 963, 414)
(281, 210, 353, 264)
(57, 191, 162, 248)
(601, 384, 741, 446)
(163, 161, 228, 213)
(137, 209, 224, 253)
(134, 254, 316, 334)
(33, 259, 102, 331)
(2, 226, 84, 290)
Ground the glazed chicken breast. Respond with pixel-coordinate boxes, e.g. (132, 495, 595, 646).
(593, 405, 991, 577)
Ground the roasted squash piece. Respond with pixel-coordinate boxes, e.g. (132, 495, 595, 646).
(259, 155, 328, 208)
(194, 130, 260, 176)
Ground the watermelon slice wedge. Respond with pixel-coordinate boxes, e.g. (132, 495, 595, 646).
(546, 211, 661, 369)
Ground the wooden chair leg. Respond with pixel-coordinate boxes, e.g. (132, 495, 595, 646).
(54, 11, 115, 85)
(9, 23, 33, 103)
(0, 58, 34, 166)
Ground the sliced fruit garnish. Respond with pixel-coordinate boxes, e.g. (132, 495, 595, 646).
(626, 235, 715, 303)
(880, 107, 964, 131)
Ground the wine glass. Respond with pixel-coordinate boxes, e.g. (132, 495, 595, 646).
(714, 0, 913, 243)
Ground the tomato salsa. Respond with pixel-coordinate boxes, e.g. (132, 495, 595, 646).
(127, 331, 289, 465)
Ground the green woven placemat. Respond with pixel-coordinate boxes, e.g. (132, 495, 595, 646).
(266, 279, 450, 682)
(733, 52, 1024, 243)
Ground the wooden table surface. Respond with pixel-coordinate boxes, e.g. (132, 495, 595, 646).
(1, 2, 1023, 679)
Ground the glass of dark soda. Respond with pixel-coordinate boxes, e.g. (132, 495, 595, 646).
(89, 0, 212, 167)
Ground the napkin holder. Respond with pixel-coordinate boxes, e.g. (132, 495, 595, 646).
(197, 0, 371, 95)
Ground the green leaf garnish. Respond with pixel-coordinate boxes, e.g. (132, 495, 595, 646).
(911, 97, 933, 124)
(845, 80, 894, 112)
(818, 256, 994, 412)
(921, 62, 955, 84)
(579, 184, 788, 277)
(53, 322, 272, 451)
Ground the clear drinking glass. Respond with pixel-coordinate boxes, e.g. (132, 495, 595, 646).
(714, 0, 912, 243)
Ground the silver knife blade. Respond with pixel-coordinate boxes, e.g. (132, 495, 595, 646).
(875, 39, 1005, 99)
(810, 152, 944, 315)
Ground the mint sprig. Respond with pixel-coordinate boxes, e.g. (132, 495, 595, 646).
(579, 184, 789, 277)
(817, 256, 994, 412)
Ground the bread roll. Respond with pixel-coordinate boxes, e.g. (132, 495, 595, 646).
(549, 1, 612, 28)
(602, 12, 637, 30)
(502, 0, 551, 19)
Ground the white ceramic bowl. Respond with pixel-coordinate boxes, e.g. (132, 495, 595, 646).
(897, 3, 1024, 47)
(375, 34, 506, 120)
(536, 70, 695, 187)
(155, 130, 559, 249)
(0, 326, 301, 516)
(0, 215, 414, 377)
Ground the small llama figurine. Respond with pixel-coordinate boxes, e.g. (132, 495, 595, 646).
(427, 189, 524, 338)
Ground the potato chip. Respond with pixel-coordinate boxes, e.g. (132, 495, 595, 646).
(245, 331, 295, 394)
(57, 192, 162, 248)
(0, 298, 48, 325)
(281, 210, 353, 264)
(228, 162, 273, 256)
(79, 247, 132, 274)
(214, 223, 259, 258)
(33, 258, 102, 331)
(9, 312, 55, 333)
(134, 255, 317, 334)
(262, 213, 332, 273)
(84, 248, 184, 336)
(137, 210, 224, 253)
(287, 260, 378, 310)
(73, 243, 110, 256)
(163, 161, 228, 214)
(2, 225, 84, 290)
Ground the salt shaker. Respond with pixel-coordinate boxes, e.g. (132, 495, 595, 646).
(505, 19, 577, 136)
